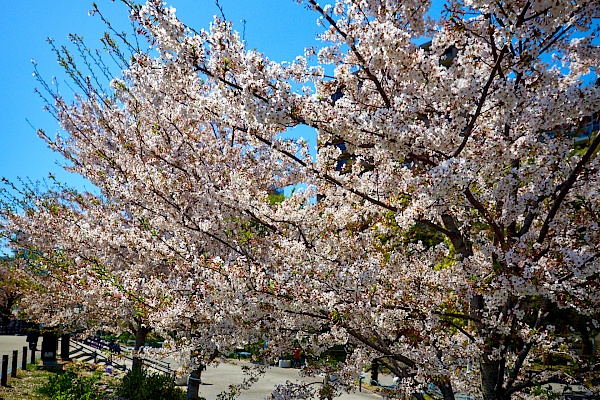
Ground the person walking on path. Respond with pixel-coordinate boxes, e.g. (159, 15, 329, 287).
(293, 348, 301, 368)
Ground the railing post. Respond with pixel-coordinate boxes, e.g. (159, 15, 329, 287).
(11, 350, 17, 377)
(22, 347, 27, 371)
(61, 334, 71, 361)
(1, 355, 8, 386)
(41, 331, 58, 366)
(30, 347, 35, 365)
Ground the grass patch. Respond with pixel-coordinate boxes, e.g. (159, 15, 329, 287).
(116, 368, 185, 400)
(0, 362, 187, 400)
(0, 362, 120, 400)
(0, 365, 53, 400)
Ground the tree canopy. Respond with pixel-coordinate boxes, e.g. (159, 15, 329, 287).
(2, 0, 600, 399)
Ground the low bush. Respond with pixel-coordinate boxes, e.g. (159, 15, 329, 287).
(39, 370, 104, 400)
(115, 368, 185, 400)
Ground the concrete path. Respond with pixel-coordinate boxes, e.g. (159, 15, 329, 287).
(113, 348, 387, 399)
(190, 359, 381, 400)
(0, 335, 28, 358)
(0, 335, 29, 372)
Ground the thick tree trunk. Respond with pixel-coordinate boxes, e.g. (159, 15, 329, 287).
(370, 359, 379, 384)
(480, 358, 501, 400)
(186, 366, 203, 400)
(439, 381, 456, 400)
(578, 320, 594, 356)
(132, 326, 150, 370)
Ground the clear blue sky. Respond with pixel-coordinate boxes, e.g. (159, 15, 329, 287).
(11, 1, 589, 193)
(0, 0, 322, 191)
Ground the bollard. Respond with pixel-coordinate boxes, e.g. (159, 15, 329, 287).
(22, 347, 27, 371)
(41, 331, 58, 366)
(1, 355, 8, 386)
(11, 350, 17, 378)
(60, 334, 71, 361)
(30, 347, 35, 365)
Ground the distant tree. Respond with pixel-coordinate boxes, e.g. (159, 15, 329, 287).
(0, 255, 28, 328)
(0, 186, 164, 369)
(1, 184, 224, 373)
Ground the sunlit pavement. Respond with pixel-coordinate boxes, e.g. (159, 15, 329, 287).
(0, 335, 29, 366)
(114, 352, 385, 399)
(185, 359, 382, 400)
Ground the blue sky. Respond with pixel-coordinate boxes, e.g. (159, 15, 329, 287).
(0, 0, 322, 191)
(1, 1, 594, 194)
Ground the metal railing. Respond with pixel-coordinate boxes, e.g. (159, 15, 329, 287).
(72, 337, 173, 376)
(69, 339, 127, 372)
(1, 346, 34, 387)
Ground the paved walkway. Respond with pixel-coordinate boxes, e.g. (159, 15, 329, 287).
(187, 359, 382, 400)
(111, 351, 385, 399)
(0, 335, 29, 372)
(116, 352, 384, 399)
(0, 335, 28, 357)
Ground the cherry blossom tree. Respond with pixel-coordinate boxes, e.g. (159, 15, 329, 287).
(1, 184, 220, 372)
(1, 181, 260, 380)
(0, 254, 33, 329)
(3, 0, 600, 399)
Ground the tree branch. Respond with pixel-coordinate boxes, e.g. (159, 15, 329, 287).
(453, 45, 508, 158)
(537, 131, 600, 244)
(306, 0, 391, 108)
(464, 187, 505, 246)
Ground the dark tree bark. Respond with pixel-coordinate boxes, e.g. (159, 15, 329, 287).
(186, 366, 203, 400)
(132, 325, 151, 370)
(371, 359, 379, 384)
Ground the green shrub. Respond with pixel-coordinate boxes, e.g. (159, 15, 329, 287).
(116, 368, 185, 400)
(39, 370, 104, 400)
(26, 363, 39, 371)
